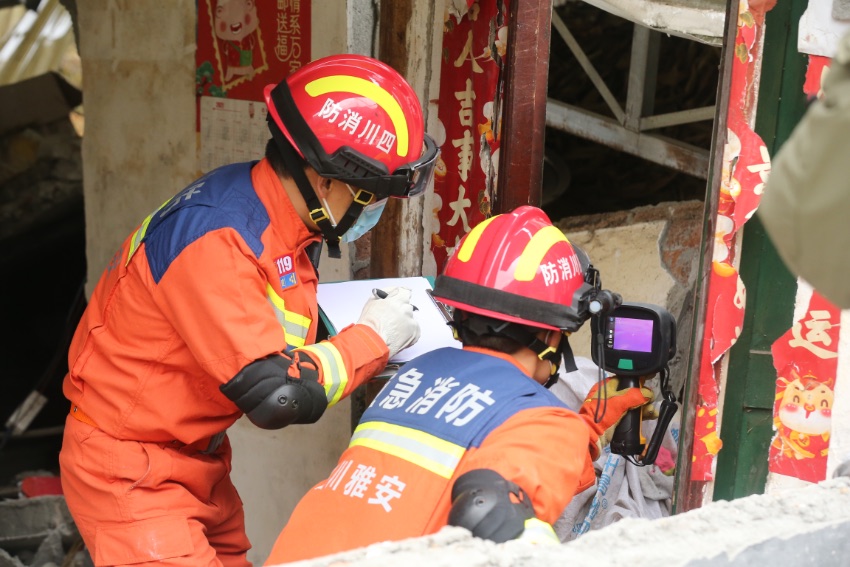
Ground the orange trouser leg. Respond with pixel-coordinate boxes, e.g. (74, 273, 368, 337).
(59, 415, 251, 567)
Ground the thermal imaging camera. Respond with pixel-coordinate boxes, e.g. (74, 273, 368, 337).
(590, 302, 678, 464)
(591, 302, 676, 377)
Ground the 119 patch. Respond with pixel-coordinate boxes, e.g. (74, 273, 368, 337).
(274, 254, 298, 289)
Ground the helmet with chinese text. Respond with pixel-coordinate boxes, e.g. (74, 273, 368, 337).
(264, 54, 438, 201)
(433, 206, 591, 333)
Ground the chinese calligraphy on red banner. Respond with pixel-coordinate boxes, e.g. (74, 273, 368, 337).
(431, 1, 508, 272)
(690, 1, 772, 482)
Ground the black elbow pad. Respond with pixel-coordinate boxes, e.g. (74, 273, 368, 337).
(448, 469, 534, 543)
(220, 353, 328, 430)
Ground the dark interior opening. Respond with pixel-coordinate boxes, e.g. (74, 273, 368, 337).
(543, 1, 720, 220)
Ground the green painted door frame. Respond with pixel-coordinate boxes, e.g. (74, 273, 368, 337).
(713, 0, 810, 501)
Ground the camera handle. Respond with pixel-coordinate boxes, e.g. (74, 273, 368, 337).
(609, 375, 646, 457)
(609, 366, 678, 466)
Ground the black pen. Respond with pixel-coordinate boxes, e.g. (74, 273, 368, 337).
(373, 288, 418, 311)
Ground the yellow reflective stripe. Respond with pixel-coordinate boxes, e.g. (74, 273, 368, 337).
(349, 421, 464, 479)
(456, 216, 497, 263)
(285, 310, 310, 333)
(125, 212, 155, 265)
(305, 75, 409, 157)
(521, 517, 559, 544)
(297, 342, 348, 406)
(124, 196, 176, 266)
(281, 311, 309, 348)
(265, 283, 311, 348)
(515, 225, 570, 281)
(284, 331, 306, 348)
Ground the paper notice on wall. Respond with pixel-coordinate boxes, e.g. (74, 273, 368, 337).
(195, 0, 311, 173)
(798, 0, 850, 57)
(199, 97, 270, 173)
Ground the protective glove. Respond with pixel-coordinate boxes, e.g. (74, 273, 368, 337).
(357, 286, 421, 359)
(578, 376, 657, 459)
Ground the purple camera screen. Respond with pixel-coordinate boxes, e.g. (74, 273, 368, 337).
(613, 317, 654, 353)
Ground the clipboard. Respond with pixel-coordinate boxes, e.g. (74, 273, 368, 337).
(317, 276, 459, 364)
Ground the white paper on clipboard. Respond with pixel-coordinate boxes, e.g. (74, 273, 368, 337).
(317, 276, 460, 363)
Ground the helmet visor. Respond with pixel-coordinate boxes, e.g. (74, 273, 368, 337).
(321, 133, 439, 198)
(394, 134, 439, 197)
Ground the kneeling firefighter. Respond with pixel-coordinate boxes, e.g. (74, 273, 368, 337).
(264, 206, 654, 564)
(59, 54, 438, 566)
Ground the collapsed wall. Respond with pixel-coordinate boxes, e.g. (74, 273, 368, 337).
(272, 476, 850, 567)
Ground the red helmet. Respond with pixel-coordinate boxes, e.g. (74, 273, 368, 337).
(264, 54, 438, 200)
(433, 206, 592, 332)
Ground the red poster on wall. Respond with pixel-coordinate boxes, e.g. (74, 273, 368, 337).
(430, 1, 507, 272)
(197, 0, 311, 103)
(768, 292, 840, 483)
(196, 0, 311, 172)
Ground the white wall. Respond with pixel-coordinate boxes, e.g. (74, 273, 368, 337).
(78, 0, 198, 292)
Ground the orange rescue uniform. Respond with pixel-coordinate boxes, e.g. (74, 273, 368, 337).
(265, 346, 595, 564)
(59, 160, 388, 566)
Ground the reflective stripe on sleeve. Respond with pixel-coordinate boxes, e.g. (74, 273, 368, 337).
(349, 421, 464, 479)
(297, 342, 348, 406)
(125, 213, 155, 265)
(265, 283, 310, 349)
(125, 197, 172, 265)
(520, 517, 560, 545)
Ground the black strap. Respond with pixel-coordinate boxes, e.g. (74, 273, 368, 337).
(268, 117, 343, 258)
(268, 114, 374, 258)
(560, 337, 578, 373)
(460, 314, 556, 364)
(459, 312, 578, 390)
(305, 240, 322, 275)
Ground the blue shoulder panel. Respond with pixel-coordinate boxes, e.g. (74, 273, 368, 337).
(364, 348, 570, 450)
(142, 162, 270, 283)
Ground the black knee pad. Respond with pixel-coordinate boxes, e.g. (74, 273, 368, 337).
(448, 469, 535, 543)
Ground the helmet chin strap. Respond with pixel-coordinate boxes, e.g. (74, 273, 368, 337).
(455, 313, 578, 390)
(268, 119, 367, 258)
(541, 338, 578, 390)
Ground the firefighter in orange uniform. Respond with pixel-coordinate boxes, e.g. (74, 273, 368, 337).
(264, 206, 654, 564)
(59, 54, 439, 567)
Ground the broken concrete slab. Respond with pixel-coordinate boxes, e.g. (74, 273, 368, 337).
(267, 476, 850, 567)
(0, 73, 82, 138)
(0, 496, 76, 552)
(0, 548, 25, 567)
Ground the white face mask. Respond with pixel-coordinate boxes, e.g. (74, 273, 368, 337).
(321, 196, 339, 228)
(341, 184, 387, 242)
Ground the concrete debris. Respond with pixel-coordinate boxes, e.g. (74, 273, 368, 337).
(0, 496, 91, 567)
(270, 476, 850, 567)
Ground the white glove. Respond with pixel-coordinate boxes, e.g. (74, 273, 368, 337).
(357, 286, 421, 359)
